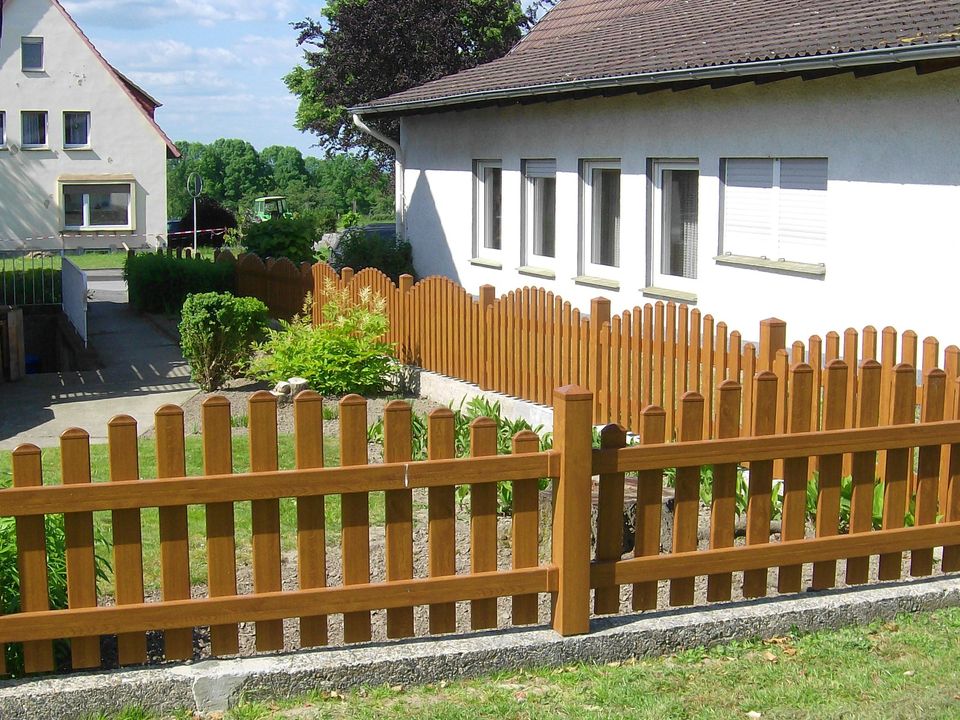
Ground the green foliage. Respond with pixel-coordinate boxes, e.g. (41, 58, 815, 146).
(339, 210, 362, 229)
(367, 396, 552, 515)
(179, 292, 269, 392)
(242, 217, 320, 265)
(287, 0, 532, 162)
(0, 514, 111, 675)
(124, 252, 236, 314)
(252, 286, 394, 396)
(330, 227, 415, 282)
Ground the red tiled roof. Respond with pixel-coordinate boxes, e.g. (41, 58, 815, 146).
(358, 0, 960, 114)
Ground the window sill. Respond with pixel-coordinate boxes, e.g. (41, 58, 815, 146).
(470, 257, 503, 270)
(714, 254, 826, 278)
(642, 286, 697, 304)
(64, 227, 134, 233)
(64, 146, 93, 151)
(575, 275, 620, 291)
(21, 146, 49, 151)
(518, 265, 555, 280)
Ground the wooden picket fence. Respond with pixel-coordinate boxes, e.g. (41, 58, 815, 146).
(1, 374, 959, 677)
(303, 264, 960, 446)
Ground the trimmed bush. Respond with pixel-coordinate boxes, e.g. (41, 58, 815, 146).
(243, 217, 319, 265)
(124, 252, 236, 314)
(252, 283, 393, 396)
(179, 292, 269, 391)
(330, 227, 414, 282)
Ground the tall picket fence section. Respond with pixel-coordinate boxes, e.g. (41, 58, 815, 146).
(308, 264, 959, 444)
(213, 250, 314, 321)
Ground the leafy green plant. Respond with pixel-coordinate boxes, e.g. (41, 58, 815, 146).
(0, 514, 111, 675)
(179, 292, 269, 391)
(243, 217, 319, 264)
(124, 252, 235, 314)
(367, 396, 552, 515)
(252, 284, 394, 396)
(329, 227, 415, 282)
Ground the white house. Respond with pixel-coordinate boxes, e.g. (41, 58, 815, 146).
(0, 0, 178, 252)
(352, 0, 960, 343)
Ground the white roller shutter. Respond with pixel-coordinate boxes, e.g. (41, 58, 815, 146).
(722, 159, 775, 258)
(778, 158, 828, 264)
(524, 159, 556, 178)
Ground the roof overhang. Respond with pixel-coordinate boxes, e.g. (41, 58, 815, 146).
(352, 42, 960, 119)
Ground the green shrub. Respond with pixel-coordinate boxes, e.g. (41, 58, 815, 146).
(124, 252, 235, 314)
(251, 284, 394, 396)
(179, 292, 269, 392)
(330, 227, 414, 282)
(0, 514, 111, 675)
(243, 217, 319, 264)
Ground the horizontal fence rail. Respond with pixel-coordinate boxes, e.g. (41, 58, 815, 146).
(1, 372, 959, 679)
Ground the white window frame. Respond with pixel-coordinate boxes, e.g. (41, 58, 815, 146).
(21, 37, 44, 72)
(61, 182, 135, 232)
(20, 110, 48, 149)
(581, 159, 621, 278)
(473, 159, 503, 263)
(63, 111, 91, 149)
(650, 159, 700, 294)
(0, 112, 6, 149)
(522, 159, 557, 271)
(720, 157, 828, 265)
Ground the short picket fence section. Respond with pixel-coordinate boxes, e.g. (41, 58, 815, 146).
(1, 372, 959, 677)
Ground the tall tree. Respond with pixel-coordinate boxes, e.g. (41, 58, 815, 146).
(286, 0, 532, 163)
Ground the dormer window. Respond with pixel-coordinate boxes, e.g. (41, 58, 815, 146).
(21, 37, 44, 72)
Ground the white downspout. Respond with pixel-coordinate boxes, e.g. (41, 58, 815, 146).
(352, 113, 405, 238)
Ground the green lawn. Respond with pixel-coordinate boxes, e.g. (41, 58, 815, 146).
(89, 607, 960, 719)
(0, 434, 389, 589)
(57, 247, 220, 271)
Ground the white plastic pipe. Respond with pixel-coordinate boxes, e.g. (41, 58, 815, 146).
(352, 113, 405, 237)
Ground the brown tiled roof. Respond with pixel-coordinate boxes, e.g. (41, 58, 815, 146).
(358, 0, 960, 114)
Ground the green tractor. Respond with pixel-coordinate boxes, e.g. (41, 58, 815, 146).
(252, 196, 293, 222)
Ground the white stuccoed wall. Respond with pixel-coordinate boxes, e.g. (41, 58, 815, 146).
(400, 67, 960, 346)
(0, 0, 170, 250)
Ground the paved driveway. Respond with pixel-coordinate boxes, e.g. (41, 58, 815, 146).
(0, 269, 198, 450)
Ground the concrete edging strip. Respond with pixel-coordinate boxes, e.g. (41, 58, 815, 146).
(1, 575, 958, 718)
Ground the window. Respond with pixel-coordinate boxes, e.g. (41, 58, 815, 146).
(21, 111, 47, 148)
(0, 113, 6, 148)
(62, 184, 133, 230)
(721, 158, 828, 264)
(21, 37, 43, 71)
(651, 160, 699, 289)
(523, 159, 556, 261)
(474, 160, 502, 255)
(64, 112, 90, 148)
(582, 160, 621, 275)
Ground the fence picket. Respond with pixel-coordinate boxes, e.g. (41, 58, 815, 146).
(670, 392, 704, 606)
(742, 372, 777, 598)
(511, 430, 542, 625)
(846, 360, 882, 585)
(201, 397, 239, 656)
(469, 418, 499, 630)
(811, 361, 848, 590)
(108, 416, 148, 665)
(294, 391, 328, 647)
(340, 395, 372, 643)
(249, 393, 284, 652)
(944, 384, 960, 572)
(425, 409, 457, 634)
(384, 401, 415, 639)
(707, 381, 742, 601)
(778, 364, 812, 594)
(633, 406, 667, 611)
(595, 424, 628, 614)
(879, 365, 917, 581)
(912, 369, 945, 577)
(12, 445, 54, 672)
(155, 408, 193, 661)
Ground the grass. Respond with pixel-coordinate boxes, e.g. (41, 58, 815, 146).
(0, 433, 391, 589)
(88, 607, 960, 719)
(57, 247, 220, 270)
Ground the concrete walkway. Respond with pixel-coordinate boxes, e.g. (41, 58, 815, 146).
(0, 269, 197, 450)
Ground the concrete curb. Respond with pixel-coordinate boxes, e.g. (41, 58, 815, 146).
(1, 575, 958, 718)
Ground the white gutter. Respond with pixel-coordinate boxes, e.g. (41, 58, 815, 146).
(352, 113, 405, 238)
(351, 42, 960, 116)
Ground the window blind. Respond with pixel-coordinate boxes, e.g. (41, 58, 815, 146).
(524, 159, 556, 178)
(778, 158, 828, 264)
(722, 159, 775, 259)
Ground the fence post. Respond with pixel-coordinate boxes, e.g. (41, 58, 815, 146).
(479, 284, 496, 389)
(589, 297, 611, 420)
(551, 384, 594, 636)
(758, 318, 786, 372)
(341, 266, 354, 284)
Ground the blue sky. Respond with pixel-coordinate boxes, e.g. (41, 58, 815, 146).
(61, 0, 325, 155)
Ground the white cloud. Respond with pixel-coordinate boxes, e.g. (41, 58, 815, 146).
(62, 0, 298, 27)
(97, 39, 242, 71)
